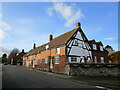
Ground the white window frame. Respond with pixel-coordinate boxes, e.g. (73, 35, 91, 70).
(26, 61, 29, 66)
(34, 60, 38, 65)
(74, 39, 78, 46)
(40, 59, 42, 63)
(93, 44, 97, 50)
(78, 41, 84, 48)
(94, 56, 97, 63)
(56, 48, 60, 54)
(55, 56, 59, 64)
(100, 46, 103, 51)
(71, 57, 77, 62)
(45, 58, 48, 64)
(100, 57, 104, 63)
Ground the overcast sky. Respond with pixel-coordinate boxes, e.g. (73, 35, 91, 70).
(0, 2, 118, 56)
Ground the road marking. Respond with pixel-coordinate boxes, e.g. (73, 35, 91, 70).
(95, 86, 105, 89)
(95, 86, 113, 90)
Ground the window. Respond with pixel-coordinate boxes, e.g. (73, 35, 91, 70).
(93, 44, 97, 50)
(71, 57, 77, 62)
(26, 61, 29, 66)
(94, 56, 97, 63)
(100, 46, 103, 51)
(74, 39, 78, 46)
(34, 60, 38, 65)
(78, 41, 83, 48)
(56, 48, 60, 54)
(45, 58, 48, 64)
(100, 57, 104, 63)
(55, 56, 59, 64)
(40, 59, 42, 63)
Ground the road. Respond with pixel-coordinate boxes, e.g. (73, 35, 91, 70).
(0, 64, 2, 90)
(2, 65, 104, 89)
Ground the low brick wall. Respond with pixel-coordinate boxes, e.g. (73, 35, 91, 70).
(65, 64, 120, 76)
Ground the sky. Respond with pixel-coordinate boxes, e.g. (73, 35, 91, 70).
(0, 1, 118, 56)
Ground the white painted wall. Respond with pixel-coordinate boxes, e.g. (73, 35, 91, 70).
(75, 31, 83, 40)
(67, 30, 93, 63)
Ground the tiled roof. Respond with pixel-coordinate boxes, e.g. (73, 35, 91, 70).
(24, 28, 77, 56)
(89, 39, 103, 45)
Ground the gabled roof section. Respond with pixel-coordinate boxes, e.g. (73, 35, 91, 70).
(96, 41, 103, 46)
(48, 28, 77, 48)
(89, 39, 96, 43)
(24, 28, 77, 56)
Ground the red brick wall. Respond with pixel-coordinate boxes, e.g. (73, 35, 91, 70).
(92, 51, 108, 63)
(26, 46, 66, 72)
(53, 55, 67, 72)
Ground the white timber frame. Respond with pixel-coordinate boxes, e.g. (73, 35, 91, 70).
(66, 28, 93, 63)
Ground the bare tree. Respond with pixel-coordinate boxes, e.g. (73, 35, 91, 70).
(1, 53, 7, 64)
(8, 48, 20, 64)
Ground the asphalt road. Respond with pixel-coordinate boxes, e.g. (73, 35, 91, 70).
(0, 64, 2, 90)
(2, 65, 104, 89)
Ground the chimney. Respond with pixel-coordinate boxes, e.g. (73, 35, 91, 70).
(22, 49, 24, 53)
(49, 34, 53, 41)
(33, 43, 36, 49)
(76, 22, 81, 28)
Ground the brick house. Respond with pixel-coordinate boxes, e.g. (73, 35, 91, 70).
(12, 49, 26, 65)
(23, 22, 109, 74)
(88, 39, 108, 64)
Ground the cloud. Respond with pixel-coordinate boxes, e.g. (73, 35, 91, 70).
(0, 21, 12, 40)
(104, 37, 114, 40)
(0, 21, 12, 31)
(48, 3, 83, 27)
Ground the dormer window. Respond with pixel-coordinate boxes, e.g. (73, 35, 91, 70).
(100, 46, 103, 51)
(93, 44, 97, 50)
(56, 48, 60, 54)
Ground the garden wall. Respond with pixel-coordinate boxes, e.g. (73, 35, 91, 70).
(64, 63, 120, 76)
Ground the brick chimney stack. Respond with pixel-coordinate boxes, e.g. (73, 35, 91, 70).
(49, 34, 53, 41)
(22, 49, 24, 53)
(76, 22, 81, 28)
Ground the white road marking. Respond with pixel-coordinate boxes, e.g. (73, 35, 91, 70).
(95, 86, 105, 89)
(95, 86, 113, 90)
